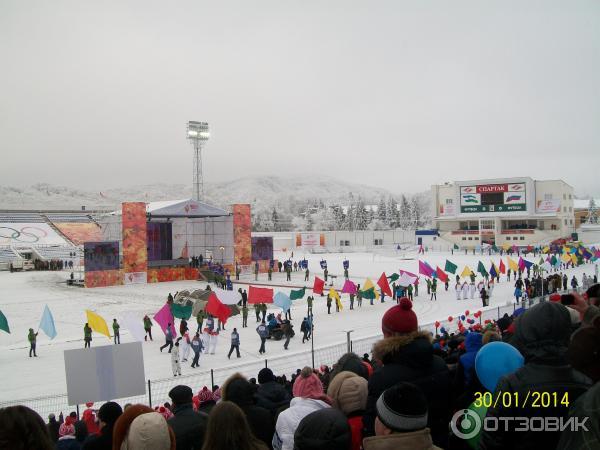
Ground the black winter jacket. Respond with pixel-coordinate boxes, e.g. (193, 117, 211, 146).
(167, 403, 208, 450)
(255, 381, 291, 418)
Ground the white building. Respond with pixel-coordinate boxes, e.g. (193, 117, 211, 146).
(431, 178, 575, 247)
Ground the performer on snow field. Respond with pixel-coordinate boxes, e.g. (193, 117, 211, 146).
(171, 338, 182, 376)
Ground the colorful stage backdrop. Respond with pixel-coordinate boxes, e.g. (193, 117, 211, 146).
(54, 223, 103, 246)
(252, 237, 274, 261)
(233, 204, 252, 265)
(122, 202, 148, 284)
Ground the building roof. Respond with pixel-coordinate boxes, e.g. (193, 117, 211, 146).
(146, 199, 230, 217)
(574, 199, 600, 210)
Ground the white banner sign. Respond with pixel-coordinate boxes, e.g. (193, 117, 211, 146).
(536, 199, 561, 213)
(300, 233, 320, 247)
(124, 272, 147, 284)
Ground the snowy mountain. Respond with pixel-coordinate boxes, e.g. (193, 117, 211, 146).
(0, 177, 396, 211)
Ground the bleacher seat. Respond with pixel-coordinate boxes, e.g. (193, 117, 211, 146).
(0, 247, 18, 263)
(0, 213, 45, 223)
(45, 213, 93, 223)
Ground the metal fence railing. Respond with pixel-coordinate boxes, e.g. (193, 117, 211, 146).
(0, 293, 551, 419)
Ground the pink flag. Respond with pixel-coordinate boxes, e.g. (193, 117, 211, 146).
(341, 279, 357, 295)
(418, 260, 434, 278)
(153, 303, 177, 338)
(518, 257, 526, 271)
(400, 269, 418, 278)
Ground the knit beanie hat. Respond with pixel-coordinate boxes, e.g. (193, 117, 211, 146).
(293, 408, 351, 450)
(375, 382, 428, 432)
(59, 423, 75, 437)
(198, 386, 214, 403)
(381, 298, 418, 337)
(258, 367, 275, 384)
(98, 401, 123, 426)
(568, 317, 600, 382)
(293, 367, 326, 401)
(326, 371, 368, 415)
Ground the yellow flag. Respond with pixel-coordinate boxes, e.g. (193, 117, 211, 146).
(507, 257, 519, 272)
(502, 242, 511, 251)
(362, 278, 376, 291)
(86, 310, 111, 338)
(328, 287, 340, 301)
(542, 246, 550, 254)
(570, 254, 578, 265)
(460, 266, 473, 278)
(561, 253, 571, 263)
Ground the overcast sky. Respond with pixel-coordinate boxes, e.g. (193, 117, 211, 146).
(1, 1, 599, 196)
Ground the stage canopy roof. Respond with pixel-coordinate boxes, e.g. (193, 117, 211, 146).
(146, 199, 230, 218)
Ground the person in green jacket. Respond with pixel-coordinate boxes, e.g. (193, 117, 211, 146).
(407, 283, 413, 301)
(254, 303, 261, 322)
(268, 267, 273, 281)
(307, 295, 313, 316)
(28, 328, 38, 357)
(196, 310, 205, 333)
(242, 305, 248, 328)
(84, 323, 92, 348)
(143, 315, 153, 341)
(112, 319, 120, 344)
(260, 303, 267, 322)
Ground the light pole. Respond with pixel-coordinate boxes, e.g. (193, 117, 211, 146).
(186, 121, 210, 202)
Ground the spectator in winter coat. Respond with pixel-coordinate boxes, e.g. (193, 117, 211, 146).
(82, 403, 99, 436)
(201, 401, 268, 450)
(221, 373, 275, 448)
(329, 352, 370, 381)
(73, 420, 88, 445)
(256, 368, 292, 418)
(168, 385, 208, 450)
(112, 404, 176, 450)
(47, 413, 60, 442)
(56, 422, 80, 450)
(452, 332, 484, 411)
(326, 371, 368, 450)
(293, 408, 352, 450)
(479, 302, 591, 450)
(273, 367, 332, 450)
(0, 405, 55, 450)
(362, 382, 440, 450)
(81, 401, 123, 450)
(363, 298, 450, 448)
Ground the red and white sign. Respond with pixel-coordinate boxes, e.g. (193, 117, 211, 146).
(439, 204, 456, 216)
(477, 184, 508, 193)
(300, 233, 320, 247)
(536, 199, 561, 213)
(124, 272, 147, 284)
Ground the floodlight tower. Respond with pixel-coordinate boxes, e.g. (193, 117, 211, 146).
(186, 121, 210, 201)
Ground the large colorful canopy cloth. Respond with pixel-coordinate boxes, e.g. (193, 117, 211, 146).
(248, 286, 274, 304)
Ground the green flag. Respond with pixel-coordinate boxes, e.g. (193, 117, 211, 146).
(362, 288, 377, 300)
(0, 310, 9, 334)
(538, 257, 545, 266)
(170, 303, 193, 320)
(551, 255, 558, 266)
(453, 243, 460, 250)
(492, 245, 499, 252)
(387, 273, 399, 282)
(444, 260, 458, 274)
(477, 261, 488, 277)
(290, 287, 306, 300)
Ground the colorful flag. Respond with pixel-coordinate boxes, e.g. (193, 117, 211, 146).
(435, 267, 448, 283)
(499, 259, 506, 274)
(523, 259, 534, 269)
(274, 292, 292, 313)
(489, 264, 498, 279)
(38, 305, 57, 339)
(206, 293, 232, 324)
(341, 280, 357, 295)
(397, 273, 417, 287)
(418, 260, 434, 278)
(444, 260, 458, 274)
(289, 287, 306, 300)
(477, 261, 488, 277)
(507, 257, 519, 272)
(170, 303, 193, 320)
(313, 277, 325, 295)
(517, 257, 526, 271)
(399, 270, 418, 278)
(387, 273, 399, 282)
(561, 253, 571, 263)
(460, 266, 473, 278)
(248, 286, 274, 304)
(542, 246, 550, 254)
(453, 243, 460, 250)
(153, 303, 177, 338)
(377, 273, 393, 297)
(214, 288, 241, 305)
(0, 310, 10, 334)
(85, 310, 111, 338)
(362, 278, 380, 299)
(121, 312, 146, 342)
(502, 242, 511, 251)
(571, 254, 578, 265)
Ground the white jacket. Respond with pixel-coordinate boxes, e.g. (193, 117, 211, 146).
(272, 397, 330, 450)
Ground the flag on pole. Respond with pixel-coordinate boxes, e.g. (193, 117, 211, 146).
(523, 259, 534, 269)
(444, 260, 458, 274)
(85, 310, 111, 338)
(170, 303, 193, 320)
(453, 243, 460, 250)
(477, 261, 488, 277)
(397, 272, 417, 287)
(518, 257, 526, 271)
(214, 288, 241, 305)
(387, 273, 399, 282)
(418, 260, 434, 278)
(153, 303, 177, 338)
(38, 305, 57, 339)
(290, 287, 306, 300)
(121, 312, 146, 342)
(341, 280, 357, 295)
(0, 310, 10, 334)
(507, 257, 519, 272)
(313, 277, 325, 295)
(328, 288, 343, 311)
(571, 254, 578, 265)
(361, 278, 380, 299)
(274, 292, 292, 313)
(377, 273, 393, 297)
(206, 293, 232, 324)
(460, 266, 473, 278)
(435, 267, 448, 283)
(248, 286, 274, 304)
(499, 259, 506, 274)
(489, 264, 498, 279)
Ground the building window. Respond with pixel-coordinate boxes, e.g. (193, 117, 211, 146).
(506, 237, 510, 241)
(569, 194, 572, 199)
(462, 237, 466, 241)
(445, 199, 453, 204)
(570, 219, 573, 225)
(468, 237, 472, 241)
(564, 219, 568, 225)
(374, 239, 383, 246)
(340, 240, 350, 246)
(563, 194, 566, 200)
(545, 194, 553, 200)
(474, 237, 479, 240)
(569, 207, 572, 212)
(520, 236, 525, 240)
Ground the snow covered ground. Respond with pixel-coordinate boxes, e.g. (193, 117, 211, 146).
(1, 248, 597, 406)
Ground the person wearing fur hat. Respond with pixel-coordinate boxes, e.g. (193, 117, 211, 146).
(168, 385, 208, 450)
(113, 404, 176, 450)
(81, 402, 122, 450)
(293, 408, 352, 450)
(221, 373, 274, 448)
(480, 301, 591, 450)
(362, 382, 440, 450)
(363, 298, 450, 448)
(56, 421, 80, 450)
(326, 371, 368, 450)
(273, 367, 332, 450)
(255, 368, 291, 418)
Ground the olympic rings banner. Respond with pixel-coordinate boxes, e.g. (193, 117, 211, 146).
(0, 223, 68, 246)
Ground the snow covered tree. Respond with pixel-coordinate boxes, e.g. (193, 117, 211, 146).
(399, 195, 411, 230)
(386, 196, 399, 229)
(271, 208, 280, 232)
(377, 196, 387, 223)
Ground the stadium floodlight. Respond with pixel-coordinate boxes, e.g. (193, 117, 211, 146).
(186, 121, 210, 201)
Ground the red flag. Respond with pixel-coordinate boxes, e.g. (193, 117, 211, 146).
(498, 259, 506, 274)
(248, 286, 274, 304)
(205, 293, 231, 324)
(377, 273, 392, 297)
(435, 267, 448, 283)
(313, 277, 325, 295)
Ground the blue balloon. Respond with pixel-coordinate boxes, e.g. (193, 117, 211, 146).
(475, 342, 524, 391)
